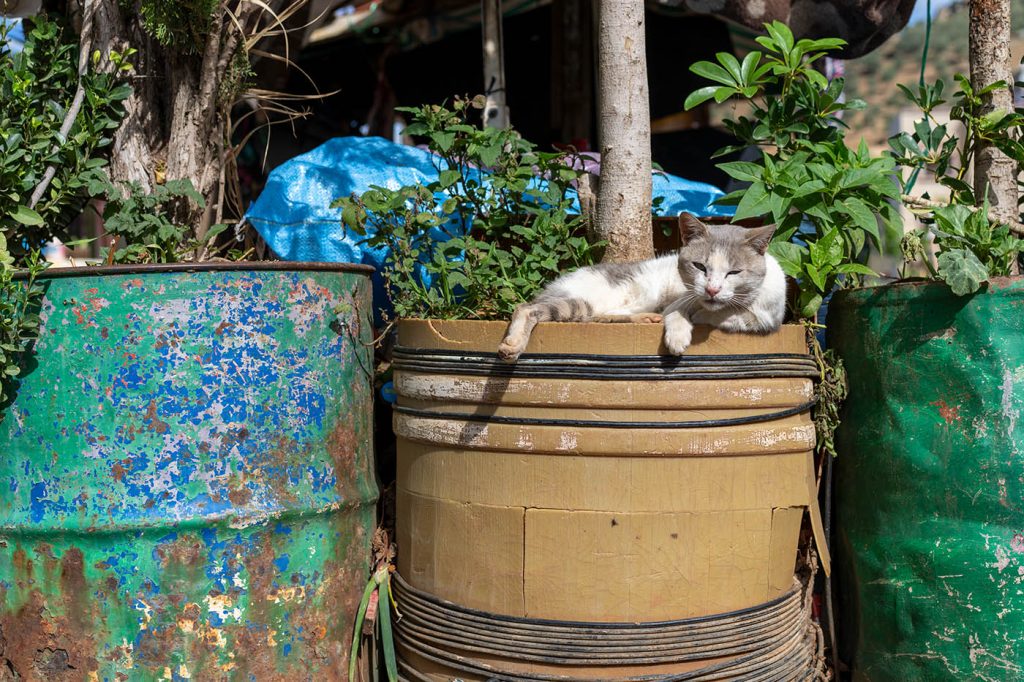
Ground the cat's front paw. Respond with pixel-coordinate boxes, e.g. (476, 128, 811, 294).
(663, 319, 693, 355)
(497, 336, 525, 363)
(630, 312, 663, 324)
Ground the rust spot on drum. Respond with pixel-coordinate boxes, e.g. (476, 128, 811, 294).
(227, 486, 252, 506)
(327, 420, 358, 485)
(0, 579, 101, 678)
(143, 400, 170, 434)
(931, 399, 962, 424)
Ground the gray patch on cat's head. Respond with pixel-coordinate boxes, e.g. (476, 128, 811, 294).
(595, 262, 641, 286)
(676, 216, 776, 309)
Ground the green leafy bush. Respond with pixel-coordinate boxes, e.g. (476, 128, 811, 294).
(0, 17, 131, 259)
(685, 21, 900, 319)
(134, 0, 219, 54)
(891, 76, 1024, 294)
(333, 97, 600, 320)
(0, 234, 47, 426)
(101, 179, 229, 264)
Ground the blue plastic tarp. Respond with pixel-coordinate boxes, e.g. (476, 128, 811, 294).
(245, 135, 733, 325)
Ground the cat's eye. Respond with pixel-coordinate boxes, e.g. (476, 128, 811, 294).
(727, 270, 742, 276)
(692, 263, 707, 273)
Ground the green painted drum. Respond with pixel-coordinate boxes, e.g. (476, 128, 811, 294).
(828, 278, 1024, 681)
(0, 264, 378, 681)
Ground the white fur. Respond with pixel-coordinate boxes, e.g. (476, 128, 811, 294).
(544, 254, 686, 315)
(497, 239, 787, 361)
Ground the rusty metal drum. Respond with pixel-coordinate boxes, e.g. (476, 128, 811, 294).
(0, 264, 378, 680)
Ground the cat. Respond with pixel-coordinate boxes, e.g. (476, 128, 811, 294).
(496, 213, 787, 362)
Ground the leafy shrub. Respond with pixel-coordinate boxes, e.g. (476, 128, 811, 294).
(134, 0, 219, 54)
(686, 21, 898, 318)
(334, 97, 600, 320)
(891, 76, 1024, 294)
(101, 178, 229, 264)
(0, 17, 131, 260)
(0, 233, 46, 426)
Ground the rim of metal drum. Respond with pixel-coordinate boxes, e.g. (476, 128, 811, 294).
(829, 276, 1024, 310)
(392, 348, 819, 380)
(12, 260, 375, 281)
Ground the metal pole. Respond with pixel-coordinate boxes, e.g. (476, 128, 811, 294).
(481, 0, 510, 128)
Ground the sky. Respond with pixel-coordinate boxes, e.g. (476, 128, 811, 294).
(909, 0, 960, 25)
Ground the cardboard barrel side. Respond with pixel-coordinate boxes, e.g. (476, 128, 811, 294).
(392, 319, 823, 678)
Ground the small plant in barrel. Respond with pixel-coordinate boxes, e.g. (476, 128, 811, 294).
(890, 76, 1024, 294)
(333, 96, 601, 321)
(685, 21, 897, 321)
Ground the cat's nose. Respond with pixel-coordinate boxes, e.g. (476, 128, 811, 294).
(706, 285, 721, 298)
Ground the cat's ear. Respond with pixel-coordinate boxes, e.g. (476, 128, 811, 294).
(745, 224, 776, 255)
(678, 213, 708, 245)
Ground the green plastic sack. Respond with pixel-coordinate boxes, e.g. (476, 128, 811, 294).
(828, 279, 1024, 680)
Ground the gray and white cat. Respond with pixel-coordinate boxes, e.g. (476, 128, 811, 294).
(497, 214, 787, 362)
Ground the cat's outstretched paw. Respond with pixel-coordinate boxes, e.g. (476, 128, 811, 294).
(663, 320, 693, 355)
(497, 337, 525, 363)
(630, 313, 663, 323)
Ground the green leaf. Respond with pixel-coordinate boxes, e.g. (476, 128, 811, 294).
(937, 249, 989, 296)
(684, 86, 719, 109)
(438, 169, 460, 188)
(799, 292, 824, 319)
(717, 161, 764, 183)
(733, 183, 772, 221)
(835, 263, 876, 276)
(716, 52, 744, 84)
(739, 51, 763, 83)
(11, 205, 44, 226)
(839, 198, 880, 243)
(430, 131, 456, 152)
(768, 240, 806, 278)
(348, 579, 377, 681)
(689, 60, 735, 86)
(378, 578, 398, 682)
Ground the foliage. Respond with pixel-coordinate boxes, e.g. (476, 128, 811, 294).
(134, 0, 219, 54)
(334, 97, 599, 320)
(349, 566, 398, 682)
(0, 234, 47, 426)
(685, 21, 900, 319)
(100, 179, 230, 264)
(0, 16, 131, 261)
(807, 324, 848, 459)
(890, 76, 1024, 294)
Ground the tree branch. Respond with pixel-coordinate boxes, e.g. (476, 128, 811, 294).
(902, 193, 1024, 236)
(29, 0, 95, 211)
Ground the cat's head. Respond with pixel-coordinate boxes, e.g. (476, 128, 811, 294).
(676, 213, 775, 311)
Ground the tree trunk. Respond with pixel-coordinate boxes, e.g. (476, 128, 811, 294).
(80, 0, 290, 235)
(968, 0, 1019, 272)
(596, 0, 652, 263)
(481, 0, 509, 129)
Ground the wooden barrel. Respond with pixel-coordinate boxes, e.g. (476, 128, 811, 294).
(392, 319, 827, 680)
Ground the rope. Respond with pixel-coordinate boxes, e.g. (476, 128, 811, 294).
(394, 399, 815, 429)
(392, 347, 820, 381)
(392, 573, 821, 681)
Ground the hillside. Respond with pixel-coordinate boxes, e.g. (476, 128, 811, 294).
(841, 0, 1024, 152)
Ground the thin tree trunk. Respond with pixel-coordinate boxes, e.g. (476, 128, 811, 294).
(969, 0, 1019, 273)
(596, 0, 652, 263)
(481, 0, 509, 129)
